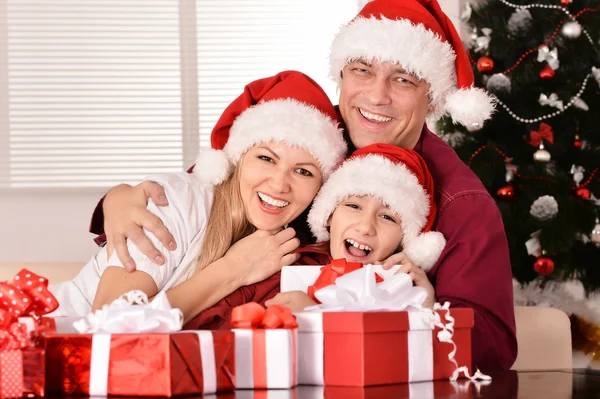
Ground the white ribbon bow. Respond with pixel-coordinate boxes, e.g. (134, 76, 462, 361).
(537, 46, 560, 70)
(74, 290, 183, 334)
(472, 28, 492, 53)
(539, 93, 564, 110)
(306, 264, 428, 312)
(525, 230, 542, 257)
(592, 67, 600, 86)
(571, 165, 585, 185)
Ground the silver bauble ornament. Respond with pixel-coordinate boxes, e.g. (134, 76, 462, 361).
(533, 143, 551, 162)
(562, 21, 582, 39)
(486, 73, 512, 94)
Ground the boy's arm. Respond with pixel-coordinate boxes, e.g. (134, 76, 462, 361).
(431, 192, 517, 372)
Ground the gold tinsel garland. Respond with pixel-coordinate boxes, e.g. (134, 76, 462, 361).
(571, 314, 600, 362)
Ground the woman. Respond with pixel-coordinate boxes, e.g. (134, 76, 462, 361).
(49, 71, 347, 323)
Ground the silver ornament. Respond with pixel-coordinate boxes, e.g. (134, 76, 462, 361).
(562, 21, 582, 39)
(507, 8, 533, 36)
(571, 165, 585, 185)
(572, 97, 589, 111)
(533, 143, 551, 162)
(486, 73, 511, 94)
(591, 220, 600, 244)
(530, 195, 559, 221)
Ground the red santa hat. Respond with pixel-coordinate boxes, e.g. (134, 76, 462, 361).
(330, 0, 494, 128)
(194, 70, 347, 185)
(307, 143, 446, 271)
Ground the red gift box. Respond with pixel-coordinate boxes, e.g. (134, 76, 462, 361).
(45, 331, 235, 397)
(295, 308, 474, 386)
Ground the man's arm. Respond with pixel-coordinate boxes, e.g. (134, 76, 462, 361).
(431, 192, 517, 372)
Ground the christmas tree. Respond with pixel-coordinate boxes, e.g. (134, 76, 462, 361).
(437, 0, 600, 293)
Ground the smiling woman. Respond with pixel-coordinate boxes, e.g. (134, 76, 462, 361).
(48, 71, 347, 323)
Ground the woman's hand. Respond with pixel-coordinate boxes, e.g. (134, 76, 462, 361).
(224, 227, 301, 287)
(104, 181, 176, 272)
(380, 252, 436, 308)
(265, 291, 316, 311)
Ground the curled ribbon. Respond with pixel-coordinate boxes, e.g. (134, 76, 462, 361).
(73, 290, 183, 334)
(232, 303, 297, 329)
(307, 259, 370, 302)
(528, 123, 554, 147)
(0, 269, 59, 319)
(306, 264, 427, 312)
(539, 93, 564, 111)
(537, 46, 560, 70)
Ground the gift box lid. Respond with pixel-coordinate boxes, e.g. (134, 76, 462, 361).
(295, 308, 474, 333)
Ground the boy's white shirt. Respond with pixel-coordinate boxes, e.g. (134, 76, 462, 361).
(48, 172, 214, 317)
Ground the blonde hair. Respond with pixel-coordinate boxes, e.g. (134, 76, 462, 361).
(195, 159, 256, 271)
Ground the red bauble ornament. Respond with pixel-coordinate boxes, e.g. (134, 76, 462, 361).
(534, 257, 555, 276)
(540, 66, 555, 80)
(574, 135, 583, 149)
(560, 0, 572, 6)
(497, 184, 514, 199)
(477, 56, 495, 73)
(576, 187, 591, 200)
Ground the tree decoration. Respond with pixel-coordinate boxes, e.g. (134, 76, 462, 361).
(572, 98, 589, 111)
(534, 256, 555, 275)
(528, 123, 554, 147)
(571, 165, 585, 186)
(576, 187, 592, 200)
(593, 67, 600, 86)
(591, 219, 600, 245)
(537, 46, 559, 70)
(497, 184, 515, 199)
(486, 73, 512, 94)
(560, 0, 573, 6)
(539, 93, 564, 110)
(507, 8, 533, 36)
(562, 21, 582, 39)
(533, 144, 552, 162)
(477, 56, 495, 73)
(530, 195, 559, 221)
(471, 28, 492, 53)
(573, 135, 583, 149)
(540, 65, 556, 80)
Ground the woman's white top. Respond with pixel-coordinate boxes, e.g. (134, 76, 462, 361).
(48, 172, 214, 317)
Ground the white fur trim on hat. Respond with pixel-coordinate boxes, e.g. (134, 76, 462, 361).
(308, 154, 429, 242)
(330, 16, 456, 120)
(402, 231, 446, 272)
(193, 148, 233, 185)
(445, 87, 496, 127)
(225, 99, 347, 179)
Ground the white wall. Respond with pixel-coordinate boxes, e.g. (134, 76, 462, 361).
(0, 0, 465, 263)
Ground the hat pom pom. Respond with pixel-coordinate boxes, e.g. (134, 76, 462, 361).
(403, 231, 446, 272)
(445, 87, 496, 129)
(192, 148, 232, 185)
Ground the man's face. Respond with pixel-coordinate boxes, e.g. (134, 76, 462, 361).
(338, 58, 432, 149)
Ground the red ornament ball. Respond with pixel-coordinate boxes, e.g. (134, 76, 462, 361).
(497, 184, 514, 199)
(574, 137, 582, 149)
(576, 187, 591, 200)
(539, 66, 555, 80)
(534, 257, 555, 276)
(560, 0, 572, 6)
(477, 56, 495, 73)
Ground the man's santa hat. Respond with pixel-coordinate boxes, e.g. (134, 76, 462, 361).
(330, 0, 494, 127)
(194, 70, 347, 185)
(307, 143, 446, 271)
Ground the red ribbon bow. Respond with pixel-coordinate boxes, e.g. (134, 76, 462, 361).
(232, 303, 298, 329)
(0, 321, 29, 351)
(307, 259, 382, 302)
(528, 123, 554, 147)
(0, 269, 59, 321)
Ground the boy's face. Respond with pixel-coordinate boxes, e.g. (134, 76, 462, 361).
(328, 195, 404, 264)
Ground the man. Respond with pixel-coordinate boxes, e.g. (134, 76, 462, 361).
(90, 0, 517, 371)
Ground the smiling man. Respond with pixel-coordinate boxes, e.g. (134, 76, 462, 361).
(90, 0, 517, 371)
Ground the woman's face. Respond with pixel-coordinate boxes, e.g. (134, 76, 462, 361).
(239, 142, 323, 232)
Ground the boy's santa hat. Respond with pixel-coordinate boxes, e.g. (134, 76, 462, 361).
(307, 143, 446, 272)
(194, 70, 347, 185)
(330, 0, 494, 127)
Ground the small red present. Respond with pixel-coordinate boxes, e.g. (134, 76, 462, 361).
(45, 330, 235, 397)
(231, 303, 297, 389)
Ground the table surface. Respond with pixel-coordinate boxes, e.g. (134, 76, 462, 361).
(56, 369, 600, 398)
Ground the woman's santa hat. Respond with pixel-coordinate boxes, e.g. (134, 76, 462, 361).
(194, 70, 347, 185)
(330, 0, 495, 127)
(307, 143, 446, 271)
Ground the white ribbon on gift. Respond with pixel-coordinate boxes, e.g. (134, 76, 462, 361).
(301, 265, 490, 383)
(73, 290, 183, 334)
